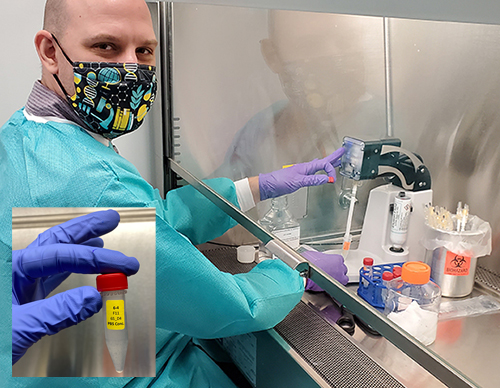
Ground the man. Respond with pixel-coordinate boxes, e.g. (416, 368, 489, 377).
(211, 10, 387, 245)
(1, 0, 347, 385)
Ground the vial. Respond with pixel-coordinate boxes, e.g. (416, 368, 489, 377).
(381, 271, 394, 303)
(392, 266, 402, 279)
(362, 257, 374, 287)
(363, 257, 374, 279)
(96, 273, 129, 373)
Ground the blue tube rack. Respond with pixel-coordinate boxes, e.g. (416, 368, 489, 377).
(357, 262, 405, 309)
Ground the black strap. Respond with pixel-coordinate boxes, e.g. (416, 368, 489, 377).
(50, 33, 75, 66)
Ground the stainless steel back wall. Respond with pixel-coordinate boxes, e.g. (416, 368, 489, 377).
(165, 3, 500, 270)
(390, 18, 500, 272)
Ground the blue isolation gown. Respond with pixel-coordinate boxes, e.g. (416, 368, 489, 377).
(0, 110, 304, 387)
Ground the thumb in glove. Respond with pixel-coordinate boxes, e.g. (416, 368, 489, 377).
(259, 147, 345, 201)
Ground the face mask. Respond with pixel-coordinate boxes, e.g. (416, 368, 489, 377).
(52, 34, 157, 139)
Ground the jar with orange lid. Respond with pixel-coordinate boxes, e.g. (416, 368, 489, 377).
(384, 261, 441, 345)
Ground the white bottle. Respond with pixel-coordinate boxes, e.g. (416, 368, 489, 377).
(390, 192, 412, 252)
(259, 196, 300, 259)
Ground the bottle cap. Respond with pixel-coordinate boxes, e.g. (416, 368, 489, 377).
(401, 262, 431, 284)
(382, 271, 394, 281)
(363, 257, 374, 266)
(237, 245, 256, 264)
(96, 273, 128, 292)
(392, 266, 402, 278)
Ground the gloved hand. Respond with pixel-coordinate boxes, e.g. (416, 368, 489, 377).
(259, 147, 345, 201)
(301, 251, 349, 291)
(12, 209, 140, 364)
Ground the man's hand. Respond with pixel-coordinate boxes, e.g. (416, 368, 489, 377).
(301, 251, 349, 292)
(12, 210, 140, 364)
(259, 147, 345, 201)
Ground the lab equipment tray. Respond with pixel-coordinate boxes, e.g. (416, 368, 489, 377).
(357, 262, 404, 309)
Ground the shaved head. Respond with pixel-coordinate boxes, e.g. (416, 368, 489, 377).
(43, 0, 69, 37)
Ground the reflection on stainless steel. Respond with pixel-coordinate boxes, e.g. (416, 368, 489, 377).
(170, 158, 310, 273)
(172, 4, 386, 242)
(302, 291, 446, 388)
(169, 158, 273, 245)
(164, 4, 500, 387)
(12, 208, 156, 377)
(390, 18, 500, 277)
(307, 260, 478, 388)
(173, 159, 477, 387)
(430, 289, 500, 388)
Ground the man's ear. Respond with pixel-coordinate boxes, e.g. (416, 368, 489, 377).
(35, 30, 59, 75)
(260, 38, 283, 74)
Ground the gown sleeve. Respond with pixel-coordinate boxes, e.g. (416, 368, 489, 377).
(95, 168, 304, 339)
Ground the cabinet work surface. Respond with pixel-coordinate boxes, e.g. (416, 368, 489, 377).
(200, 244, 500, 388)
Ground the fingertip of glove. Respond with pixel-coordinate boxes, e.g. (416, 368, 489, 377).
(102, 209, 121, 226)
(79, 286, 103, 312)
(125, 257, 140, 275)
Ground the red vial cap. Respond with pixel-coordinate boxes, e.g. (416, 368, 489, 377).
(363, 257, 374, 266)
(96, 273, 128, 292)
(382, 271, 394, 281)
(392, 266, 402, 278)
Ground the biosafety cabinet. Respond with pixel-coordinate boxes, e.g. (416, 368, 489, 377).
(147, 1, 500, 387)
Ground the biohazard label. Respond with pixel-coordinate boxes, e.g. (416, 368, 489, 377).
(444, 251, 471, 276)
(106, 300, 125, 330)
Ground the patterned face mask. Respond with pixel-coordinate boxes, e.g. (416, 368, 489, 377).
(52, 35, 157, 139)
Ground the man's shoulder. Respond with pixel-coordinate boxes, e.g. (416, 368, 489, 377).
(1, 109, 26, 130)
(1, 111, 129, 175)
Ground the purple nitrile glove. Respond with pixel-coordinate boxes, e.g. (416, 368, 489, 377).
(259, 147, 345, 201)
(302, 251, 349, 292)
(12, 210, 140, 364)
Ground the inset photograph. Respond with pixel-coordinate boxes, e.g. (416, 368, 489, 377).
(12, 207, 156, 377)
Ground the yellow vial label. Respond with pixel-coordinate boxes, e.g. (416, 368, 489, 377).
(106, 300, 125, 330)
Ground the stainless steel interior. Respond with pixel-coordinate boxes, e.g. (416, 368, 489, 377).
(168, 3, 500, 271)
(160, 3, 500, 387)
(12, 207, 156, 377)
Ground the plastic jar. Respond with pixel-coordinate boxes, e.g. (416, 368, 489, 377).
(384, 262, 441, 345)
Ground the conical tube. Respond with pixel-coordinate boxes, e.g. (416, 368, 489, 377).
(101, 290, 128, 373)
(96, 273, 129, 373)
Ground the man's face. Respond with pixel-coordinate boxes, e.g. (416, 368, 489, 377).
(268, 12, 371, 123)
(55, 0, 157, 95)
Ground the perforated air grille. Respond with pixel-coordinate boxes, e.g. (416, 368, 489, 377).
(202, 246, 405, 388)
(476, 265, 500, 292)
(201, 246, 256, 274)
(275, 302, 404, 388)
